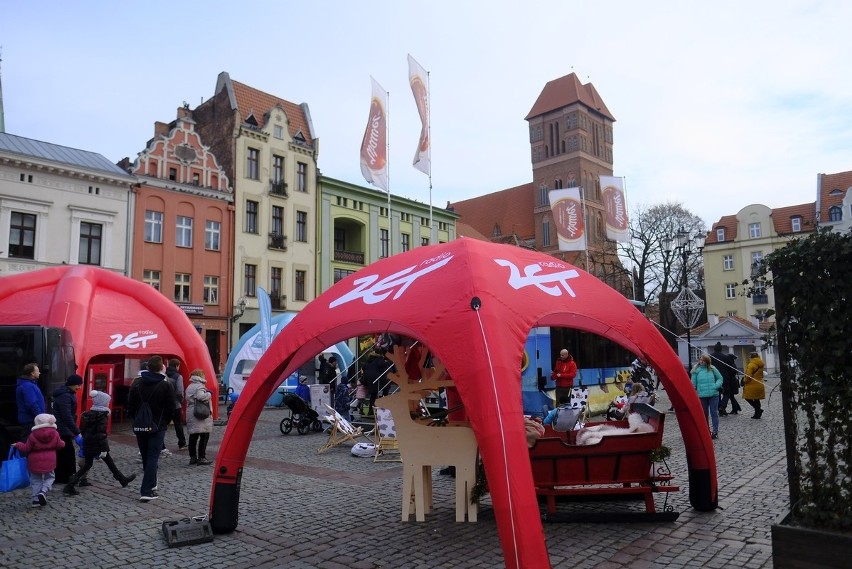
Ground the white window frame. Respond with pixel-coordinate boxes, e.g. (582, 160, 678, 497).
(205, 220, 221, 251)
(174, 273, 191, 303)
(725, 283, 737, 299)
(143, 269, 161, 291)
(176, 216, 193, 248)
(723, 255, 734, 270)
(145, 210, 163, 243)
(716, 227, 725, 242)
(791, 217, 802, 232)
(749, 222, 761, 238)
(203, 275, 219, 305)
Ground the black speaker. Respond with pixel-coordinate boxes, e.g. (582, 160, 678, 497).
(162, 516, 214, 547)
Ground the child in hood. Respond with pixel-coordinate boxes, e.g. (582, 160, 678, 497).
(63, 390, 136, 495)
(14, 413, 65, 508)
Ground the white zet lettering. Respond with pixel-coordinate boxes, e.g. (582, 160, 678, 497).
(330, 255, 454, 308)
(109, 332, 159, 350)
(495, 259, 580, 297)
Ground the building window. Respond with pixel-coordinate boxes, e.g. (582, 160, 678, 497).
(203, 276, 219, 305)
(400, 212, 412, 222)
(244, 264, 257, 297)
(751, 251, 764, 275)
(205, 220, 221, 251)
(829, 206, 842, 222)
(726, 310, 738, 317)
(8, 211, 36, 259)
(297, 162, 307, 192)
(169, 168, 177, 181)
(272, 206, 284, 236)
(539, 184, 548, 206)
(192, 172, 200, 185)
(79, 222, 102, 265)
(749, 222, 761, 238)
(401, 233, 410, 252)
(791, 216, 802, 232)
(176, 216, 193, 248)
(143, 270, 160, 290)
(296, 210, 307, 242)
(725, 283, 737, 299)
(439, 222, 448, 231)
(421, 217, 429, 227)
(295, 270, 306, 301)
(174, 273, 191, 303)
(270, 267, 282, 299)
(334, 227, 345, 251)
(245, 200, 259, 234)
(247, 148, 259, 180)
(380, 229, 389, 257)
(144, 210, 163, 243)
(716, 227, 725, 242)
(273, 125, 284, 139)
(334, 268, 355, 283)
(723, 255, 734, 270)
(422, 237, 429, 246)
(542, 219, 551, 247)
(272, 155, 284, 184)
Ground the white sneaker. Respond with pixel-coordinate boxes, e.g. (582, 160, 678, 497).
(139, 495, 158, 502)
(160, 449, 172, 457)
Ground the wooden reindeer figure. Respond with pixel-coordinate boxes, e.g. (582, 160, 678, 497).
(379, 344, 479, 522)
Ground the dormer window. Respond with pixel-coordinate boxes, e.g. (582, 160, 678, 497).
(716, 227, 725, 242)
(830, 188, 842, 195)
(829, 205, 842, 222)
(791, 216, 802, 232)
(245, 113, 258, 127)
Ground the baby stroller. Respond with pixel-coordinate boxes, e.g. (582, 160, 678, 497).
(279, 393, 323, 435)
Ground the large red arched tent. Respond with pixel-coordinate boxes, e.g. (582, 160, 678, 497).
(0, 265, 218, 413)
(211, 238, 717, 568)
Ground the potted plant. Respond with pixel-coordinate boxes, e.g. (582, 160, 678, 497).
(749, 228, 852, 568)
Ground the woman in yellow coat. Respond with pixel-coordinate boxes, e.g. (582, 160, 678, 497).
(743, 351, 766, 419)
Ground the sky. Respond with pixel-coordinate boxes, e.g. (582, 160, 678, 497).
(2, 1, 851, 228)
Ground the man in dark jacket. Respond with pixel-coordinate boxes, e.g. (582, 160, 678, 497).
(16, 363, 45, 439)
(127, 355, 175, 502)
(165, 358, 187, 451)
(711, 342, 742, 416)
(52, 374, 84, 484)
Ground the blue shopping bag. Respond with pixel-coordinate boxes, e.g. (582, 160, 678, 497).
(0, 447, 30, 492)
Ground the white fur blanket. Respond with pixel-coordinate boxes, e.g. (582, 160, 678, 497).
(575, 413, 654, 446)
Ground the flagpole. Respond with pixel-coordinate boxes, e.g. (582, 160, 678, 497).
(386, 88, 391, 232)
(579, 185, 590, 272)
(426, 68, 433, 242)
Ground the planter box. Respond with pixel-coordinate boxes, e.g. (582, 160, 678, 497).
(772, 512, 852, 569)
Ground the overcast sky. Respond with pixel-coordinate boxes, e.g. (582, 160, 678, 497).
(2, 1, 850, 228)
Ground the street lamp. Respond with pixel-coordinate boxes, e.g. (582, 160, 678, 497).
(664, 227, 706, 369)
(231, 296, 246, 322)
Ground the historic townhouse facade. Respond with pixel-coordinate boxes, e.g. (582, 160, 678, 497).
(703, 202, 816, 324)
(193, 72, 319, 339)
(0, 133, 135, 277)
(816, 170, 852, 234)
(126, 107, 234, 370)
(318, 176, 458, 293)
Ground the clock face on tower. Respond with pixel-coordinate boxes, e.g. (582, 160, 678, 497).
(175, 144, 197, 164)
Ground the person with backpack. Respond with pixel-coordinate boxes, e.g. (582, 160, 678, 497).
(62, 390, 136, 495)
(51, 374, 84, 484)
(127, 355, 175, 502)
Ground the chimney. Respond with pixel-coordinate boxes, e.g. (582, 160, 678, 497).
(154, 121, 170, 139)
(708, 314, 719, 326)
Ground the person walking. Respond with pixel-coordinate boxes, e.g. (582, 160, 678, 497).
(743, 351, 766, 419)
(127, 355, 175, 502)
(13, 413, 65, 508)
(184, 369, 214, 466)
(691, 354, 723, 439)
(165, 358, 187, 451)
(710, 343, 742, 416)
(15, 363, 45, 439)
(551, 349, 578, 405)
(62, 391, 136, 495)
(51, 374, 84, 484)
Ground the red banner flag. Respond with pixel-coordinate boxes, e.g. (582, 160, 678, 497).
(408, 55, 430, 176)
(360, 77, 389, 191)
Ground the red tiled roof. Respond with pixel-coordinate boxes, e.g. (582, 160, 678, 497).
(689, 315, 760, 336)
(705, 215, 738, 245)
(771, 202, 817, 235)
(231, 80, 313, 144)
(455, 221, 491, 241)
(525, 73, 615, 121)
(818, 170, 852, 222)
(449, 183, 535, 241)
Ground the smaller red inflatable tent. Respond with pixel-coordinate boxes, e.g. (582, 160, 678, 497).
(0, 265, 218, 409)
(211, 239, 717, 569)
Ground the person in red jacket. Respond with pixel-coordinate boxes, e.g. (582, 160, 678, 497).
(551, 349, 578, 404)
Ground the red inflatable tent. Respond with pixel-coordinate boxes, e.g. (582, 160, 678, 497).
(211, 238, 717, 568)
(0, 265, 218, 411)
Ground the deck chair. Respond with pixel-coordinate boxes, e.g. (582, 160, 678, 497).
(317, 403, 365, 453)
(373, 407, 401, 462)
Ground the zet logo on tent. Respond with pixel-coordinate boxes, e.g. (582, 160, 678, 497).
(330, 253, 454, 308)
(494, 259, 580, 297)
(109, 330, 159, 350)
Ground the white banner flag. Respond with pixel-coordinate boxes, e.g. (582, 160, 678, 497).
(600, 175, 629, 241)
(359, 77, 389, 191)
(549, 188, 586, 252)
(408, 54, 430, 175)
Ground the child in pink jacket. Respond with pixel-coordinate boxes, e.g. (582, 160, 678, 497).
(13, 413, 65, 508)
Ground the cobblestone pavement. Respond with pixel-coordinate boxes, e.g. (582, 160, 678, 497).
(0, 377, 787, 569)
